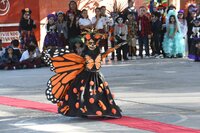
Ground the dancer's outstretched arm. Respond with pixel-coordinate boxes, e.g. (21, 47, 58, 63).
(102, 42, 127, 59)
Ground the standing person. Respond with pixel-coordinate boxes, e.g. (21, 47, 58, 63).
(92, 8, 106, 51)
(189, 17, 200, 62)
(67, 12, 81, 51)
(19, 8, 37, 51)
(151, 12, 162, 57)
(56, 11, 68, 48)
(66, 0, 81, 19)
(100, 6, 110, 53)
(187, 5, 197, 55)
(109, 12, 117, 60)
(126, 13, 137, 59)
(162, 10, 184, 58)
(92, 8, 104, 32)
(79, 9, 92, 33)
(43, 30, 126, 118)
(137, 6, 151, 58)
(114, 15, 128, 61)
(178, 10, 188, 57)
(43, 14, 61, 50)
(123, 0, 137, 20)
(157, 4, 167, 57)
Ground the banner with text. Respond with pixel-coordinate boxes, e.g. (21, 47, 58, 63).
(0, 31, 20, 43)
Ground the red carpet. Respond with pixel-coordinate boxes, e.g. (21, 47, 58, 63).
(0, 96, 57, 113)
(1, 96, 200, 133)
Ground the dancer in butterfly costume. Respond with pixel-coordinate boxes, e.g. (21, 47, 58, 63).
(43, 30, 126, 118)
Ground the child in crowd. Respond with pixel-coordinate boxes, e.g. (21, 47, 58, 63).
(187, 5, 197, 55)
(137, 6, 151, 58)
(56, 11, 68, 48)
(162, 10, 185, 58)
(0, 46, 20, 70)
(11, 39, 22, 61)
(189, 17, 200, 61)
(151, 12, 162, 57)
(114, 14, 128, 61)
(44, 14, 60, 50)
(20, 45, 41, 68)
(19, 8, 37, 50)
(72, 37, 84, 56)
(126, 13, 138, 59)
(178, 10, 188, 57)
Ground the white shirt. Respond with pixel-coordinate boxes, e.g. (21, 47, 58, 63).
(92, 17, 105, 30)
(0, 47, 5, 57)
(101, 15, 114, 32)
(79, 18, 92, 26)
(20, 50, 37, 62)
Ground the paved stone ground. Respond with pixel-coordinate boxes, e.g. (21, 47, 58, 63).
(0, 58, 200, 133)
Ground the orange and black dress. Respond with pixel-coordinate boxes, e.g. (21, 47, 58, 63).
(44, 46, 122, 118)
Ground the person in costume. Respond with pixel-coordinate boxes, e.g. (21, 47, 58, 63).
(187, 5, 197, 54)
(19, 8, 37, 51)
(188, 16, 200, 62)
(162, 10, 185, 58)
(114, 14, 128, 61)
(126, 13, 138, 59)
(178, 10, 188, 57)
(44, 14, 61, 50)
(43, 30, 126, 118)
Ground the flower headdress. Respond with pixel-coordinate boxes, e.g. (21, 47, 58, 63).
(22, 8, 32, 15)
(82, 29, 104, 47)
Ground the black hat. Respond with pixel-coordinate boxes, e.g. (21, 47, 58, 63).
(115, 13, 126, 23)
(22, 8, 32, 15)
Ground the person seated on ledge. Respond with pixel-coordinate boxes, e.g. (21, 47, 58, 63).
(20, 45, 42, 68)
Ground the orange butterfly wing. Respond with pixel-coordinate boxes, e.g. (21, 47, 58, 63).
(95, 54, 101, 69)
(85, 55, 102, 70)
(43, 49, 85, 103)
(85, 55, 94, 70)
